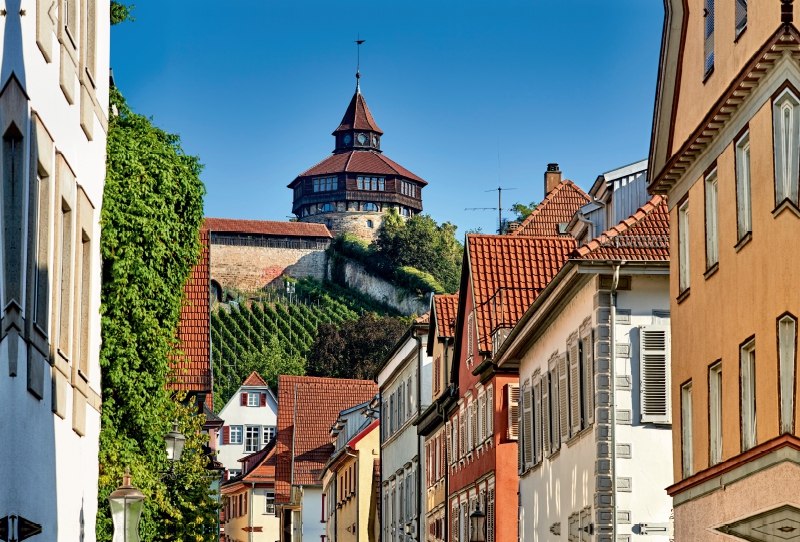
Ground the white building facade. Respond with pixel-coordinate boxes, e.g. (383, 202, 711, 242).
(378, 317, 432, 542)
(217, 372, 278, 478)
(497, 193, 674, 542)
(0, 0, 110, 539)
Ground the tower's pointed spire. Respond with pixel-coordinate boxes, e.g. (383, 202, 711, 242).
(355, 37, 365, 94)
(356, 69, 361, 94)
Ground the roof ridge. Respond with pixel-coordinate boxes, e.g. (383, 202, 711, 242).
(509, 180, 591, 236)
(343, 150, 355, 172)
(572, 195, 666, 258)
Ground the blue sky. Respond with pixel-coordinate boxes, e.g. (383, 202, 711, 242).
(111, 0, 664, 235)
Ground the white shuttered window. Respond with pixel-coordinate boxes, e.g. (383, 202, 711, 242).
(681, 381, 693, 478)
(640, 325, 671, 423)
(736, 131, 752, 240)
(709, 362, 722, 465)
(507, 383, 520, 440)
(558, 354, 569, 445)
(679, 200, 690, 292)
(741, 339, 757, 450)
(522, 384, 534, 469)
(569, 339, 581, 434)
(705, 169, 719, 268)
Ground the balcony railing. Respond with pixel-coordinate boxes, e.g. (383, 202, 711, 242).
(485, 287, 540, 356)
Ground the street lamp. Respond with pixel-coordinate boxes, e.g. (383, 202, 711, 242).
(108, 468, 145, 542)
(285, 280, 296, 304)
(164, 421, 186, 465)
(469, 503, 486, 542)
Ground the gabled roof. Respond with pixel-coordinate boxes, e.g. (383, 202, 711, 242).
(510, 180, 590, 237)
(275, 376, 378, 503)
(465, 235, 576, 353)
(333, 90, 383, 135)
(169, 227, 212, 403)
(242, 371, 268, 387)
(292, 150, 427, 185)
(572, 195, 669, 261)
(204, 218, 332, 239)
(433, 295, 458, 339)
(221, 439, 277, 492)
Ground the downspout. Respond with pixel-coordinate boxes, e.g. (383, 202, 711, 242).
(415, 332, 424, 542)
(610, 264, 620, 542)
(573, 212, 595, 242)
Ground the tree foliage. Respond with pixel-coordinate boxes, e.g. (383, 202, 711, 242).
(306, 313, 407, 380)
(97, 87, 217, 541)
(110, 2, 135, 25)
(511, 201, 538, 222)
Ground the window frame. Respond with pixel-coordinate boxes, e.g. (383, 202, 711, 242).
(778, 314, 797, 435)
(678, 199, 691, 294)
(703, 0, 715, 77)
(265, 489, 276, 515)
(247, 392, 260, 407)
(709, 361, 723, 466)
(230, 425, 243, 445)
(741, 338, 757, 451)
(681, 380, 694, 478)
(705, 168, 719, 270)
(244, 425, 261, 453)
(773, 87, 800, 209)
(735, 129, 752, 241)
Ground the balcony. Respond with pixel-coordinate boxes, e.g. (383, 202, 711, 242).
(486, 287, 540, 357)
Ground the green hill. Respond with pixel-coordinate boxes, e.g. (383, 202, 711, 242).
(211, 278, 400, 409)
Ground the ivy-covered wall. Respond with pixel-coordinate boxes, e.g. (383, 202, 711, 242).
(97, 87, 218, 541)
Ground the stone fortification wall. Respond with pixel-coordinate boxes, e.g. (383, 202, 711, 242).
(332, 258, 431, 316)
(210, 242, 328, 292)
(300, 211, 385, 242)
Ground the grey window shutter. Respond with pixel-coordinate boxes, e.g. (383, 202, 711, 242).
(445, 421, 451, 466)
(518, 390, 525, 474)
(640, 325, 671, 423)
(523, 385, 534, 469)
(569, 338, 581, 434)
(534, 378, 542, 464)
(582, 330, 595, 425)
(486, 386, 494, 436)
(542, 373, 551, 456)
(507, 383, 520, 440)
(558, 354, 569, 445)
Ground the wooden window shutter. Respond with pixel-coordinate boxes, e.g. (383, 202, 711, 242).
(460, 410, 466, 457)
(445, 421, 452, 465)
(241, 393, 248, 406)
(243, 492, 247, 515)
(440, 432, 446, 477)
(486, 386, 494, 436)
(582, 330, 595, 425)
(486, 488, 495, 542)
(260, 392, 267, 407)
(467, 311, 474, 359)
(222, 425, 230, 445)
(507, 383, 520, 440)
(435, 355, 441, 394)
(522, 385, 534, 469)
(558, 354, 569, 445)
(518, 400, 524, 474)
(542, 372, 552, 455)
(569, 338, 582, 434)
(640, 325, 671, 423)
(471, 400, 478, 449)
(534, 378, 542, 464)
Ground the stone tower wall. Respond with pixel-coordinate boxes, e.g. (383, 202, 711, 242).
(300, 211, 385, 242)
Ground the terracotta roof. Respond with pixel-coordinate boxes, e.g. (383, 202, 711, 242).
(467, 235, 575, 353)
(294, 150, 427, 185)
(169, 228, 212, 402)
(242, 371, 268, 387)
(510, 180, 590, 237)
(414, 312, 430, 324)
(334, 90, 383, 135)
(203, 218, 332, 239)
(433, 294, 458, 339)
(275, 376, 378, 503)
(572, 195, 669, 261)
(221, 440, 277, 493)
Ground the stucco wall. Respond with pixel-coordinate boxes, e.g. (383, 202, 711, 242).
(301, 487, 325, 541)
(210, 242, 328, 293)
(216, 385, 278, 474)
(335, 258, 431, 317)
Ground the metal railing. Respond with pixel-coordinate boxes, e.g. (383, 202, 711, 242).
(599, 235, 670, 249)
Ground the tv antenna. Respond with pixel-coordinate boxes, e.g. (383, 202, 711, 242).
(465, 186, 517, 234)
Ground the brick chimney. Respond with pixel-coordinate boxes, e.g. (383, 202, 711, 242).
(544, 163, 562, 195)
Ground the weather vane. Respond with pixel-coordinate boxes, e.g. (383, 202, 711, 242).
(354, 35, 365, 91)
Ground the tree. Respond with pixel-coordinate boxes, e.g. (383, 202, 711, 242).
(306, 313, 406, 380)
(98, 87, 218, 541)
(110, 2, 134, 25)
(215, 336, 305, 404)
(371, 210, 463, 294)
(511, 201, 538, 222)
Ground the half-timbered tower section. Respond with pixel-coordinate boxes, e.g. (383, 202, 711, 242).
(649, 1, 800, 540)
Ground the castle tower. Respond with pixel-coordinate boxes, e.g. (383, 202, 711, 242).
(288, 73, 427, 241)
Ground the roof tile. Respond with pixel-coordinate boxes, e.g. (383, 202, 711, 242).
(334, 91, 383, 134)
(295, 150, 427, 185)
(242, 371, 268, 387)
(511, 180, 591, 237)
(204, 218, 332, 238)
(433, 294, 458, 339)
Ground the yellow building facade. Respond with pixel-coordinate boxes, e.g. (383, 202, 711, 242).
(650, 1, 800, 540)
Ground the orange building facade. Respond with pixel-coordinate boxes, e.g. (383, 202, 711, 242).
(650, 1, 800, 539)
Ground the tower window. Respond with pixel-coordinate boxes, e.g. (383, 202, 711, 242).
(363, 203, 378, 212)
(321, 203, 335, 212)
(401, 208, 411, 217)
(313, 177, 338, 192)
(366, 219, 374, 228)
(401, 181, 417, 198)
(357, 176, 385, 191)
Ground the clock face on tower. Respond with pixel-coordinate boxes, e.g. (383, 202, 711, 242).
(344, 134, 352, 144)
(357, 133, 367, 144)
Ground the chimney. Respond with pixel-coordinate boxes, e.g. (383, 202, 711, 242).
(544, 163, 562, 195)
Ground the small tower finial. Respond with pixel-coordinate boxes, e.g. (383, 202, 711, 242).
(354, 36, 365, 93)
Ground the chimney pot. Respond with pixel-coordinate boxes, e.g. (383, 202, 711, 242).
(544, 163, 562, 195)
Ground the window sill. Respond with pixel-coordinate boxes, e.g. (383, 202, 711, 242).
(703, 262, 719, 280)
(734, 232, 752, 253)
(677, 288, 691, 305)
(703, 65, 715, 84)
(773, 198, 800, 219)
(735, 25, 747, 43)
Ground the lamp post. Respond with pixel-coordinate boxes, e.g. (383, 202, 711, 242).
(164, 421, 186, 466)
(108, 468, 145, 542)
(469, 503, 486, 542)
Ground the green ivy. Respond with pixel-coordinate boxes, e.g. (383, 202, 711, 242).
(97, 87, 218, 541)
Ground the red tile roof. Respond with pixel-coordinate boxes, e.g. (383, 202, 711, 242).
(433, 294, 458, 339)
(242, 371, 268, 387)
(295, 150, 427, 185)
(221, 441, 277, 493)
(275, 376, 378, 503)
(204, 218, 332, 239)
(334, 90, 383, 135)
(572, 195, 669, 261)
(414, 312, 430, 324)
(169, 228, 212, 402)
(467, 235, 576, 353)
(510, 180, 591, 237)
